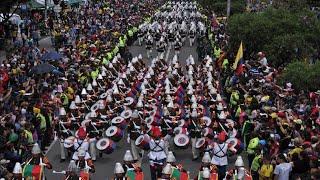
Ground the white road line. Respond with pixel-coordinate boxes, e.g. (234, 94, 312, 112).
(165, 43, 172, 63)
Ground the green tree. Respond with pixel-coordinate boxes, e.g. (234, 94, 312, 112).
(279, 61, 320, 92)
(227, 8, 320, 67)
(199, 0, 246, 16)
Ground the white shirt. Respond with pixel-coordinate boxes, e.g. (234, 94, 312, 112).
(148, 139, 167, 161)
(211, 142, 228, 166)
(73, 138, 89, 152)
(274, 163, 292, 180)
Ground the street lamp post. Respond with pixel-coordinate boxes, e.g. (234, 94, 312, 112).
(227, 0, 231, 17)
(45, 0, 48, 20)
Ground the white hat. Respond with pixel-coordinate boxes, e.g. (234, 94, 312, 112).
(75, 95, 82, 104)
(113, 85, 120, 95)
(59, 107, 67, 116)
(217, 103, 223, 111)
(160, 53, 164, 60)
(78, 147, 86, 157)
(202, 167, 210, 178)
(67, 160, 77, 172)
(191, 109, 198, 117)
(101, 70, 107, 77)
(97, 74, 103, 80)
(202, 152, 211, 163)
(118, 79, 124, 85)
(81, 88, 87, 95)
(191, 95, 196, 103)
(86, 83, 93, 91)
(235, 156, 244, 167)
(13, 162, 22, 174)
(219, 111, 226, 119)
(168, 66, 172, 72)
(167, 100, 174, 108)
(123, 150, 134, 162)
(210, 87, 217, 94)
(107, 94, 113, 102)
(189, 55, 195, 65)
(114, 162, 125, 174)
(69, 101, 77, 110)
(166, 151, 176, 163)
(92, 79, 98, 87)
(108, 63, 114, 68)
(162, 163, 172, 175)
(32, 143, 41, 154)
(57, 85, 63, 93)
(131, 110, 139, 118)
(216, 94, 222, 101)
(138, 54, 142, 59)
(172, 55, 178, 64)
(187, 89, 193, 95)
(137, 99, 143, 108)
(99, 101, 105, 110)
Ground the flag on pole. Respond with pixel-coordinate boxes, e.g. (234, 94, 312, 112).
(232, 42, 243, 70)
(171, 167, 189, 180)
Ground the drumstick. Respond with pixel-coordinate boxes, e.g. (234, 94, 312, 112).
(219, 122, 227, 134)
(81, 99, 90, 110)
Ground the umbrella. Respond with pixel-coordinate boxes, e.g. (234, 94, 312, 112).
(30, 63, 57, 74)
(41, 51, 63, 61)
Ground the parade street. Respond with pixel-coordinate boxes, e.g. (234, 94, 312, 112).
(44, 39, 247, 179)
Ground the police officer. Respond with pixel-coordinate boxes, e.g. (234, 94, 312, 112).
(157, 37, 166, 58)
(174, 38, 182, 57)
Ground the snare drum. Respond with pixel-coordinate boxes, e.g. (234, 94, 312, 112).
(111, 116, 126, 129)
(96, 138, 116, 154)
(105, 126, 123, 142)
(226, 137, 241, 153)
(90, 102, 100, 112)
(63, 136, 75, 150)
(135, 134, 150, 151)
(124, 97, 134, 106)
(202, 127, 214, 138)
(120, 109, 132, 120)
(202, 116, 212, 127)
(195, 137, 207, 151)
(174, 134, 190, 149)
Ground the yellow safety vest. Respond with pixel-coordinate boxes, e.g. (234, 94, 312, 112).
(128, 29, 134, 37)
(24, 130, 34, 144)
(37, 113, 47, 130)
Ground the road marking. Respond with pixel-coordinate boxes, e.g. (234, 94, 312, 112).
(165, 43, 172, 63)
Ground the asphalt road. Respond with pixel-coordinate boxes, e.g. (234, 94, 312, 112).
(45, 38, 248, 180)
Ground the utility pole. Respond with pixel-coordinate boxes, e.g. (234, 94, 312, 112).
(45, 0, 48, 21)
(227, 0, 231, 17)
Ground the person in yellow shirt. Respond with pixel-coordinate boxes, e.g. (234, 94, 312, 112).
(259, 156, 273, 180)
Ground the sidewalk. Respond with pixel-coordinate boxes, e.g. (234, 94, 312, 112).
(0, 36, 54, 64)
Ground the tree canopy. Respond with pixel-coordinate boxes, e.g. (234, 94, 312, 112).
(227, 7, 320, 67)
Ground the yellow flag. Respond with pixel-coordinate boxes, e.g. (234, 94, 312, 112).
(232, 42, 243, 70)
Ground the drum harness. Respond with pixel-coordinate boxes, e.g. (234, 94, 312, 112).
(151, 139, 164, 153)
(213, 142, 227, 158)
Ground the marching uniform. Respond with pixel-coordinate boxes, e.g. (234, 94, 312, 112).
(73, 148, 95, 173)
(149, 127, 167, 180)
(127, 111, 144, 161)
(225, 156, 252, 180)
(210, 132, 229, 180)
(189, 29, 196, 47)
(188, 118, 202, 160)
(174, 38, 182, 56)
(146, 35, 153, 58)
(157, 37, 166, 58)
(72, 127, 90, 160)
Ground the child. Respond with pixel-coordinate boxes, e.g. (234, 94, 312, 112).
(259, 155, 273, 180)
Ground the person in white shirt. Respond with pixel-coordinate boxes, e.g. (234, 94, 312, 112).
(258, 52, 268, 67)
(274, 154, 292, 180)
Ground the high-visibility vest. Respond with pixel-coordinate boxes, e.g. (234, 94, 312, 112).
(60, 93, 69, 106)
(214, 47, 221, 58)
(24, 130, 34, 144)
(102, 57, 108, 65)
(107, 52, 113, 60)
(247, 137, 259, 154)
(113, 46, 119, 55)
(222, 59, 229, 69)
(132, 27, 138, 33)
(91, 70, 98, 80)
(128, 29, 134, 37)
(251, 154, 262, 171)
(119, 38, 125, 47)
(37, 113, 47, 130)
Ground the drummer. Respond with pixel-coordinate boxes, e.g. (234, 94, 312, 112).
(113, 162, 126, 180)
(149, 126, 168, 180)
(225, 156, 251, 180)
(72, 127, 90, 160)
(127, 110, 145, 162)
(188, 109, 202, 160)
(73, 147, 95, 173)
(59, 107, 73, 162)
(122, 150, 143, 174)
(64, 160, 78, 180)
(26, 143, 52, 169)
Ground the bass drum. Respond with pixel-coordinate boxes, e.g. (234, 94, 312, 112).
(105, 126, 123, 142)
(174, 134, 190, 149)
(195, 137, 207, 151)
(96, 138, 116, 154)
(135, 134, 150, 151)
